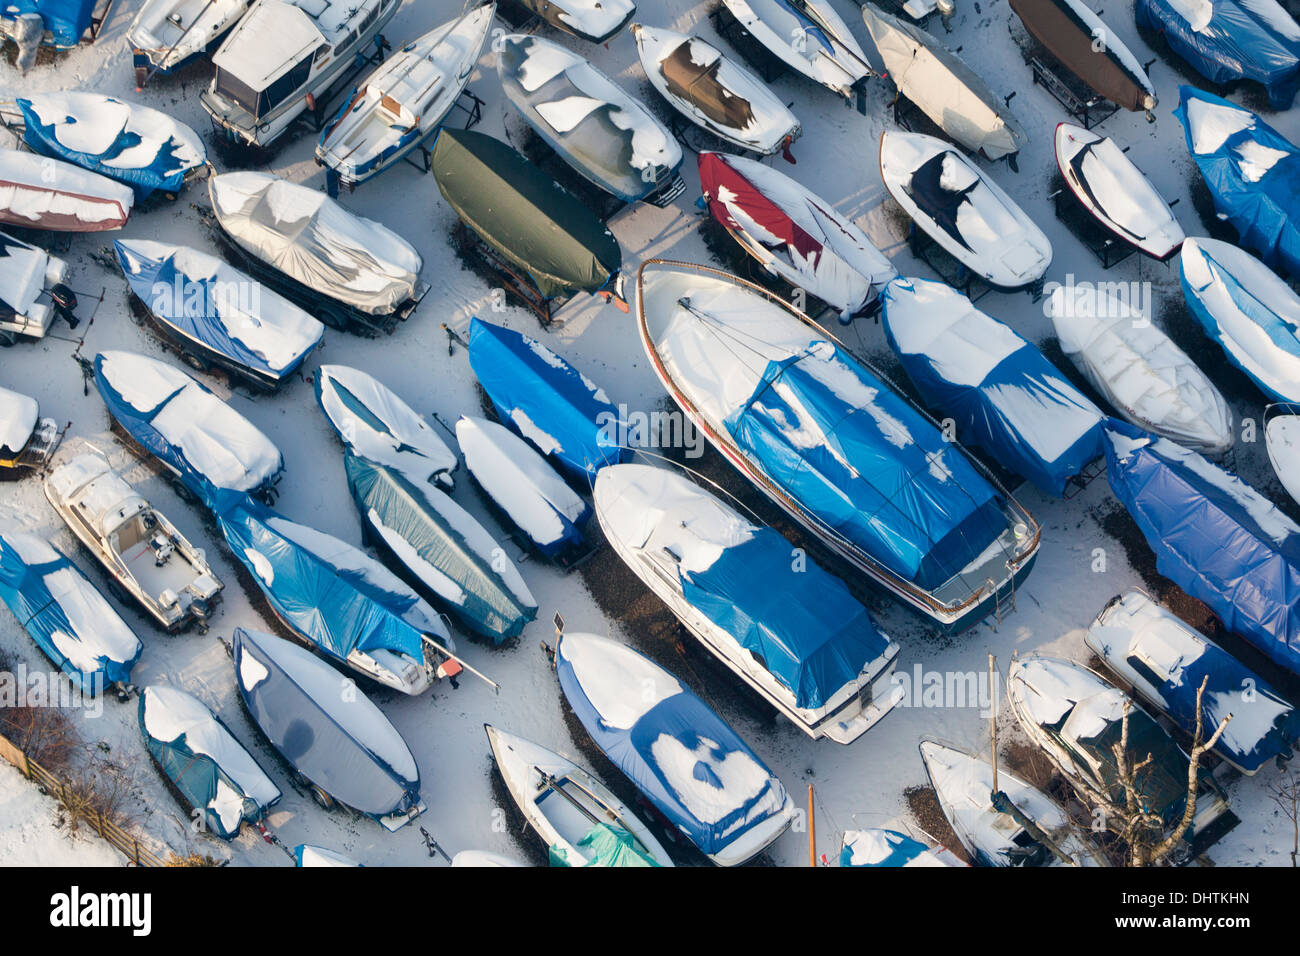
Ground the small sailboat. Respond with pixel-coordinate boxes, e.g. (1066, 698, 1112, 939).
(720, 0, 871, 98)
(512, 0, 635, 43)
(1266, 403, 1300, 507)
(0, 148, 133, 232)
(129, 0, 252, 81)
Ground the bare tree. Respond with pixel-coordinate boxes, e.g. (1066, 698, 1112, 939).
(1268, 772, 1300, 867)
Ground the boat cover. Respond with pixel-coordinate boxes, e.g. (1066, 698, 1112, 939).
(0, 148, 133, 231)
(840, 829, 950, 867)
(2, 0, 97, 47)
(548, 822, 662, 867)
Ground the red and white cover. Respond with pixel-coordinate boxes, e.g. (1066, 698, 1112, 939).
(0, 148, 133, 232)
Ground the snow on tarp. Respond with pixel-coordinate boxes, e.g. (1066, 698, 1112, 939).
(0, 229, 53, 316)
(233, 627, 422, 822)
(115, 239, 324, 382)
(139, 685, 281, 840)
(1174, 86, 1300, 277)
(345, 451, 536, 644)
(216, 495, 447, 664)
(497, 33, 682, 204)
(0, 148, 133, 232)
(467, 317, 629, 479)
(839, 828, 954, 867)
(0, 532, 142, 693)
(16, 92, 206, 199)
(456, 416, 590, 557)
(698, 151, 896, 320)
(314, 364, 457, 493)
(209, 172, 423, 315)
(1179, 236, 1300, 403)
(883, 277, 1105, 496)
(1103, 419, 1300, 677)
(0, 0, 97, 47)
(0, 384, 38, 455)
(92, 350, 283, 505)
(514, 0, 634, 43)
(295, 845, 362, 866)
(1137, 0, 1300, 109)
(555, 631, 793, 864)
(720, 0, 870, 98)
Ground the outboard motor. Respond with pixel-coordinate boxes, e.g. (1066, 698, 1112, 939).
(50, 284, 78, 329)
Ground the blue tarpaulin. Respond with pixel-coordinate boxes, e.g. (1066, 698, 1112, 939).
(680, 526, 892, 710)
(723, 338, 1007, 590)
(1103, 419, 1300, 677)
(840, 829, 944, 867)
(1174, 86, 1300, 277)
(2, 0, 96, 47)
(467, 317, 628, 480)
(1137, 0, 1300, 109)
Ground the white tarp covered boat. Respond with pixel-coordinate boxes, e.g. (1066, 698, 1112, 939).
(0, 384, 60, 474)
(1266, 403, 1300, 506)
(721, 0, 871, 98)
(879, 130, 1051, 288)
(129, 0, 251, 78)
(1055, 123, 1184, 260)
(632, 24, 800, 157)
(0, 230, 74, 343)
(0, 148, 133, 232)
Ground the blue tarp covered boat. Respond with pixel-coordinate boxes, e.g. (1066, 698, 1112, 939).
(555, 630, 794, 866)
(1137, 0, 1300, 109)
(882, 277, 1105, 496)
(1174, 86, 1300, 277)
(840, 828, 961, 867)
(0, 531, 142, 694)
(1, 0, 97, 48)
(467, 317, 628, 480)
(1102, 419, 1300, 677)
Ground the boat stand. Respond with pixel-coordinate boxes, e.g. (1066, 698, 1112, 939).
(892, 93, 1020, 171)
(495, 0, 544, 33)
(905, 222, 1045, 304)
(708, 4, 789, 83)
(1061, 458, 1107, 500)
(1051, 187, 1136, 269)
(1028, 55, 1118, 130)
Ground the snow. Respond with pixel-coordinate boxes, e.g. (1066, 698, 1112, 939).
(0, 148, 134, 228)
(151, 383, 282, 493)
(1185, 97, 1256, 154)
(551, 0, 633, 39)
(721, 0, 869, 96)
(0, 761, 124, 866)
(0, 230, 52, 316)
(296, 844, 361, 866)
(560, 632, 682, 731)
(40, 563, 141, 673)
(1165, 0, 1214, 30)
(129, 0, 250, 71)
(1010, 656, 1118, 730)
(0, 385, 37, 453)
(1267, 412, 1300, 505)
(649, 732, 777, 825)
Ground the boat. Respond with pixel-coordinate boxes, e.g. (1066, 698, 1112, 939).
(697, 150, 896, 321)
(455, 415, 590, 559)
(44, 453, 223, 632)
(1048, 282, 1233, 456)
(839, 828, 964, 867)
(1007, 655, 1235, 852)
(1104, 419, 1300, 679)
(632, 24, 800, 158)
(314, 364, 456, 494)
(0, 531, 142, 698)
(451, 850, 526, 867)
(1180, 237, 1300, 403)
(860, 5, 1026, 162)
(1266, 403, 1300, 506)
(1009, 0, 1156, 112)
(202, 0, 401, 149)
(720, 0, 871, 98)
(0, 230, 77, 344)
(637, 259, 1040, 633)
(208, 171, 428, 334)
(1054, 123, 1184, 260)
(593, 463, 901, 743)
(294, 845, 361, 866)
(114, 239, 323, 391)
(878, 131, 1052, 289)
(316, 4, 495, 192)
(554, 630, 795, 866)
(0, 148, 133, 232)
(467, 316, 629, 480)
(128, 0, 252, 80)
(344, 451, 538, 645)
(919, 740, 1106, 866)
(215, 495, 459, 695)
(91, 350, 283, 508)
(233, 627, 425, 830)
(138, 685, 281, 840)
(13, 92, 207, 200)
(512, 0, 634, 43)
(0, 0, 101, 52)
(496, 33, 683, 206)
(484, 725, 671, 867)
(431, 129, 626, 308)
(1086, 590, 1300, 775)
(0, 385, 61, 475)
(1173, 86, 1300, 278)
(882, 277, 1105, 497)
(1136, 0, 1300, 109)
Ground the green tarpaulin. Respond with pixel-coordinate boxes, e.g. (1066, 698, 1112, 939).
(548, 822, 663, 867)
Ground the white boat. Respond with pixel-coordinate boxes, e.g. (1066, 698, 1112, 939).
(316, 4, 495, 191)
(1055, 123, 1184, 260)
(512, 0, 635, 43)
(1266, 404, 1300, 507)
(0, 148, 134, 232)
(593, 463, 900, 744)
(45, 453, 223, 632)
(721, 0, 871, 98)
(632, 24, 800, 157)
(0, 230, 75, 344)
(484, 724, 673, 866)
(919, 740, 1106, 867)
(129, 0, 252, 79)
(1048, 283, 1233, 456)
(0, 385, 61, 475)
(879, 130, 1052, 288)
(202, 0, 401, 148)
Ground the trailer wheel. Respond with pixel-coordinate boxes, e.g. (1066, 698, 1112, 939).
(182, 352, 208, 374)
(310, 785, 335, 810)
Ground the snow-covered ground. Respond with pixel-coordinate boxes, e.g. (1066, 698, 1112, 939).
(2, 0, 1299, 866)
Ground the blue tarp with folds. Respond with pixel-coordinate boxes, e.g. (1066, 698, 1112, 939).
(1174, 86, 1300, 277)
(467, 317, 628, 480)
(215, 496, 430, 664)
(1137, 0, 1300, 109)
(3, 0, 96, 47)
(723, 339, 1007, 590)
(1103, 419, 1300, 677)
(680, 527, 892, 710)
